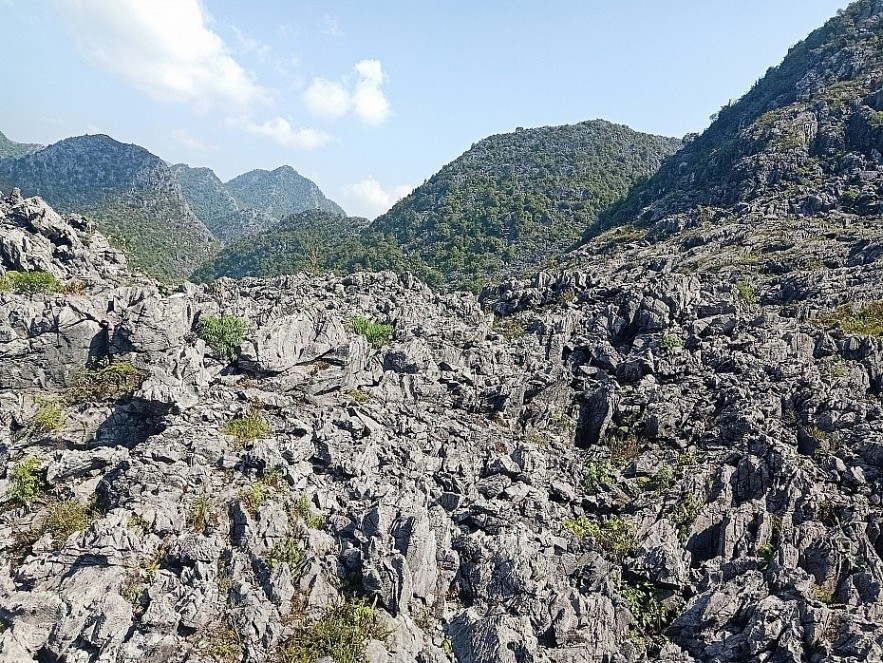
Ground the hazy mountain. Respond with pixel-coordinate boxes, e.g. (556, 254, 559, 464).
(170, 163, 275, 242)
(0, 130, 41, 159)
(225, 166, 346, 220)
(0, 134, 215, 280)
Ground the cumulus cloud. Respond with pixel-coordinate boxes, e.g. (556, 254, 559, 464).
(343, 178, 413, 218)
(302, 59, 392, 125)
(226, 115, 332, 150)
(53, 0, 267, 107)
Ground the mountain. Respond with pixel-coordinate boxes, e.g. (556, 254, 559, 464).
(590, 0, 883, 237)
(170, 163, 275, 242)
(0, 134, 215, 281)
(0, 130, 41, 159)
(225, 165, 346, 220)
(191, 209, 375, 281)
(368, 120, 682, 289)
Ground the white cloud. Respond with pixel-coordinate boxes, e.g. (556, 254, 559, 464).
(53, 0, 267, 107)
(323, 15, 343, 38)
(171, 128, 215, 152)
(303, 79, 350, 118)
(226, 115, 332, 150)
(343, 178, 413, 218)
(302, 59, 392, 125)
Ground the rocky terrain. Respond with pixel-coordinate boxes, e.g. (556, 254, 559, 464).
(3, 2, 883, 662)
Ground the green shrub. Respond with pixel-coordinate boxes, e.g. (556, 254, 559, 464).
(564, 515, 637, 559)
(38, 499, 96, 548)
(187, 494, 218, 531)
(32, 396, 65, 433)
(199, 314, 249, 359)
(209, 624, 245, 662)
(1, 270, 59, 294)
(287, 495, 324, 529)
(239, 481, 273, 513)
(619, 577, 669, 634)
(66, 359, 146, 404)
(582, 461, 614, 494)
(671, 493, 704, 541)
(660, 334, 684, 354)
(275, 599, 388, 663)
(9, 456, 47, 505)
(224, 413, 270, 442)
(735, 281, 756, 304)
(350, 316, 394, 347)
(267, 536, 302, 570)
(822, 301, 883, 336)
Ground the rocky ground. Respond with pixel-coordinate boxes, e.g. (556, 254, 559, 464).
(3, 188, 883, 663)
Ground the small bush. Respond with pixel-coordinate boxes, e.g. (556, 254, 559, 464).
(32, 396, 65, 434)
(564, 515, 637, 559)
(66, 359, 146, 404)
(209, 624, 245, 662)
(267, 536, 302, 570)
(239, 482, 273, 513)
(38, 499, 96, 548)
(199, 314, 249, 360)
(350, 316, 394, 347)
(660, 334, 684, 354)
(822, 301, 883, 337)
(582, 461, 614, 494)
(619, 577, 669, 634)
(671, 493, 704, 541)
(287, 495, 323, 529)
(274, 599, 388, 663)
(187, 494, 218, 531)
(224, 413, 270, 442)
(1, 270, 59, 294)
(735, 281, 756, 304)
(9, 456, 47, 505)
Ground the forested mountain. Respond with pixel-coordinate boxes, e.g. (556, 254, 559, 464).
(225, 166, 346, 220)
(170, 163, 275, 242)
(0, 130, 41, 159)
(0, 134, 214, 280)
(196, 121, 681, 289)
(191, 210, 373, 281)
(591, 0, 883, 237)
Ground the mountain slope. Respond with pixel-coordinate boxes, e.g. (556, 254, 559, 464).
(191, 209, 375, 281)
(225, 166, 346, 220)
(0, 130, 41, 159)
(171, 163, 275, 242)
(0, 134, 215, 280)
(591, 0, 883, 236)
(369, 120, 681, 289)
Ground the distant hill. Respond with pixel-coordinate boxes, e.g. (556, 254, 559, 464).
(171, 163, 275, 242)
(369, 120, 681, 289)
(196, 121, 681, 290)
(191, 209, 375, 282)
(590, 0, 883, 237)
(225, 166, 346, 221)
(0, 130, 41, 159)
(0, 134, 215, 280)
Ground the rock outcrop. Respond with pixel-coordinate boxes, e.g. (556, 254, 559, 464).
(3, 186, 883, 662)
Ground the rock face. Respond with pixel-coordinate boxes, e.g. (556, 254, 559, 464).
(4, 177, 883, 663)
(224, 166, 346, 222)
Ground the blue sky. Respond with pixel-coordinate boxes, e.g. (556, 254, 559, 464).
(0, 0, 851, 218)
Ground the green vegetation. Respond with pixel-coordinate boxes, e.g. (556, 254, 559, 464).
(38, 499, 96, 548)
(287, 495, 324, 530)
(735, 281, 756, 304)
(223, 413, 270, 442)
(67, 359, 146, 404)
(350, 316, 394, 347)
(9, 456, 47, 505)
(821, 301, 883, 336)
(564, 515, 637, 559)
(207, 624, 245, 662)
(267, 537, 302, 570)
(274, 599, 388, 663)
(239, 481, 273, 513)
(0, 270, 58, 294)
(582, 461, 615, 494)
(31, 396, 65, 434)
(660, 334, 684, 354)
(619, 577, 670, 634)
(187, 494, 219, 531)
(199, 314, 249, 359)
(671, 493, 704, 541)
(0, 129, 42, 158)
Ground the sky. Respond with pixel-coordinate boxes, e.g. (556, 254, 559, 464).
(0, 0, 852, 219)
